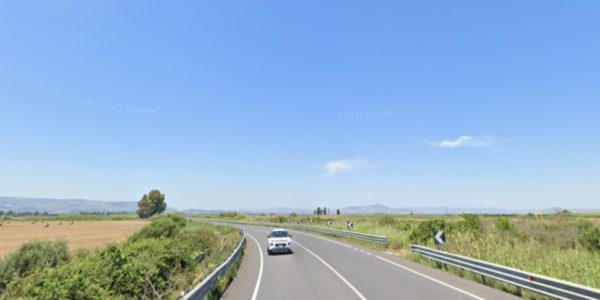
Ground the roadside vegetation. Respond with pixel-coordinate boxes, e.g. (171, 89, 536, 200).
(208, 212, 600, 292)
(0, 214, 241, 299)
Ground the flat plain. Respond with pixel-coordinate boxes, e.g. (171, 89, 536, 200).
(0, 220, 146, 258)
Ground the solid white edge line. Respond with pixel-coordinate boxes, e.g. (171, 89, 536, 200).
(294, 240, 368, 300)
(246, 234, 264, 300)
(374, 255, 486, 300)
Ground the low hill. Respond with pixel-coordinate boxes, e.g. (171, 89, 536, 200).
(0, 197, 138, 214)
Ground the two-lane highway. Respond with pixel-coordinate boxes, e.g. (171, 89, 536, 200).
(223, 224, 520, 300)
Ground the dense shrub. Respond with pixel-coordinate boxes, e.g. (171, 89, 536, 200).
(495, 217, 515, 232)
(129, 214, 186, 242)
(578, 222, 600, 251)
(218, 211, 238, 218)
(5, 257, 114, 300)
(409, 219, 448, 245)
(0, 240, 69, 294)
(1, 216, 241, 300)
(378, 215, 396, 226)
(395, 222, 412, 231)
(458, 214, 482, 233)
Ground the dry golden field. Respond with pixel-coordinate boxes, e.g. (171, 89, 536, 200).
(0, 220, 146, 258)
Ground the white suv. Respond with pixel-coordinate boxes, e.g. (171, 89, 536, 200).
(267, 229, 293, 255)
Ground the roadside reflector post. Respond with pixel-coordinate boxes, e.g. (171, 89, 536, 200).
(434, 230, 446, 268)
(434, 230, 445, 250)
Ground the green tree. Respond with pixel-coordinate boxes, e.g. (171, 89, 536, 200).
(136, 189, 167, 219)
(336, 208, 340, 215)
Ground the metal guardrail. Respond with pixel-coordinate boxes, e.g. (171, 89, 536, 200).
(288, 223, 389, 245)
(206, 219, 389, 245)
(411, 245, 600, 300)
(181, 229, 246, 300)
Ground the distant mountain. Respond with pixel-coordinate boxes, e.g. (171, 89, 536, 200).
(180, 207, 312, 216)
(337, 204, 600, 215)
(0, 197, 138, 214)
(339, 205, 519, 215)
(181, 209, 223, 215)
(340, 204, 410, 215)
(401, 207, 519, 215)
(238, 207, 313, 215)
(570, 208, 600, 213)
(182, 204, 599, 216)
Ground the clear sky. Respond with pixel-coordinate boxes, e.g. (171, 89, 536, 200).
(1, 1, 599, 210)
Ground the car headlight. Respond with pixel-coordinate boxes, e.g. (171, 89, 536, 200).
(287, 242, 291, 246)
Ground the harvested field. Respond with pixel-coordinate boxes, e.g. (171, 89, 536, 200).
(0, 220, 146, 258)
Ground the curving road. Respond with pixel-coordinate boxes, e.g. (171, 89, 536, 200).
(222, 224, 520, 300)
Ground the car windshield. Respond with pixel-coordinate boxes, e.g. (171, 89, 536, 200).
(271, 231, 289, 238)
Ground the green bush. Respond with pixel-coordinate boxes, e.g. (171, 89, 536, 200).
(459, 214, 482, 233)
(0, 240, 70, 294)
(129, 214, 186, 242)
(218, 211, 238, 218)
(5, 257, 114, 300)
(378, 215, 396, 226)
(2, 218, 241, 300)
(495, 217, 515, 232)
(396, 223, 412, 231)
(409, 219, 448, 245)
(578, 222, 600, 252)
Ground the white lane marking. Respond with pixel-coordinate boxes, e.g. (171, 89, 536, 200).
(246, 234, 264, 300)
(374, 255, 486, 300)
(294, 240, 368, 300)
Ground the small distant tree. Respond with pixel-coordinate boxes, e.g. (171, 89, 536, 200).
(336, 209, 340, 215)
(323, 207, 327, 215)
(136, 189, 167, 219)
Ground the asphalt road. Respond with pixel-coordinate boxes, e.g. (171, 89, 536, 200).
(222, 225, 521, 300)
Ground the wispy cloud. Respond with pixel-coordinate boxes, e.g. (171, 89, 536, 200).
(432, 135, 500, 149)
(324, 159, 373, 174)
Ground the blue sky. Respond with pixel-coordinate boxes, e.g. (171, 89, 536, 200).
(1, 1, 599, 210)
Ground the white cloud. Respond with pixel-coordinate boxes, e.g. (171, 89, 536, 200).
(433, 135, 498, 148)
(324, 159, 372, 174)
